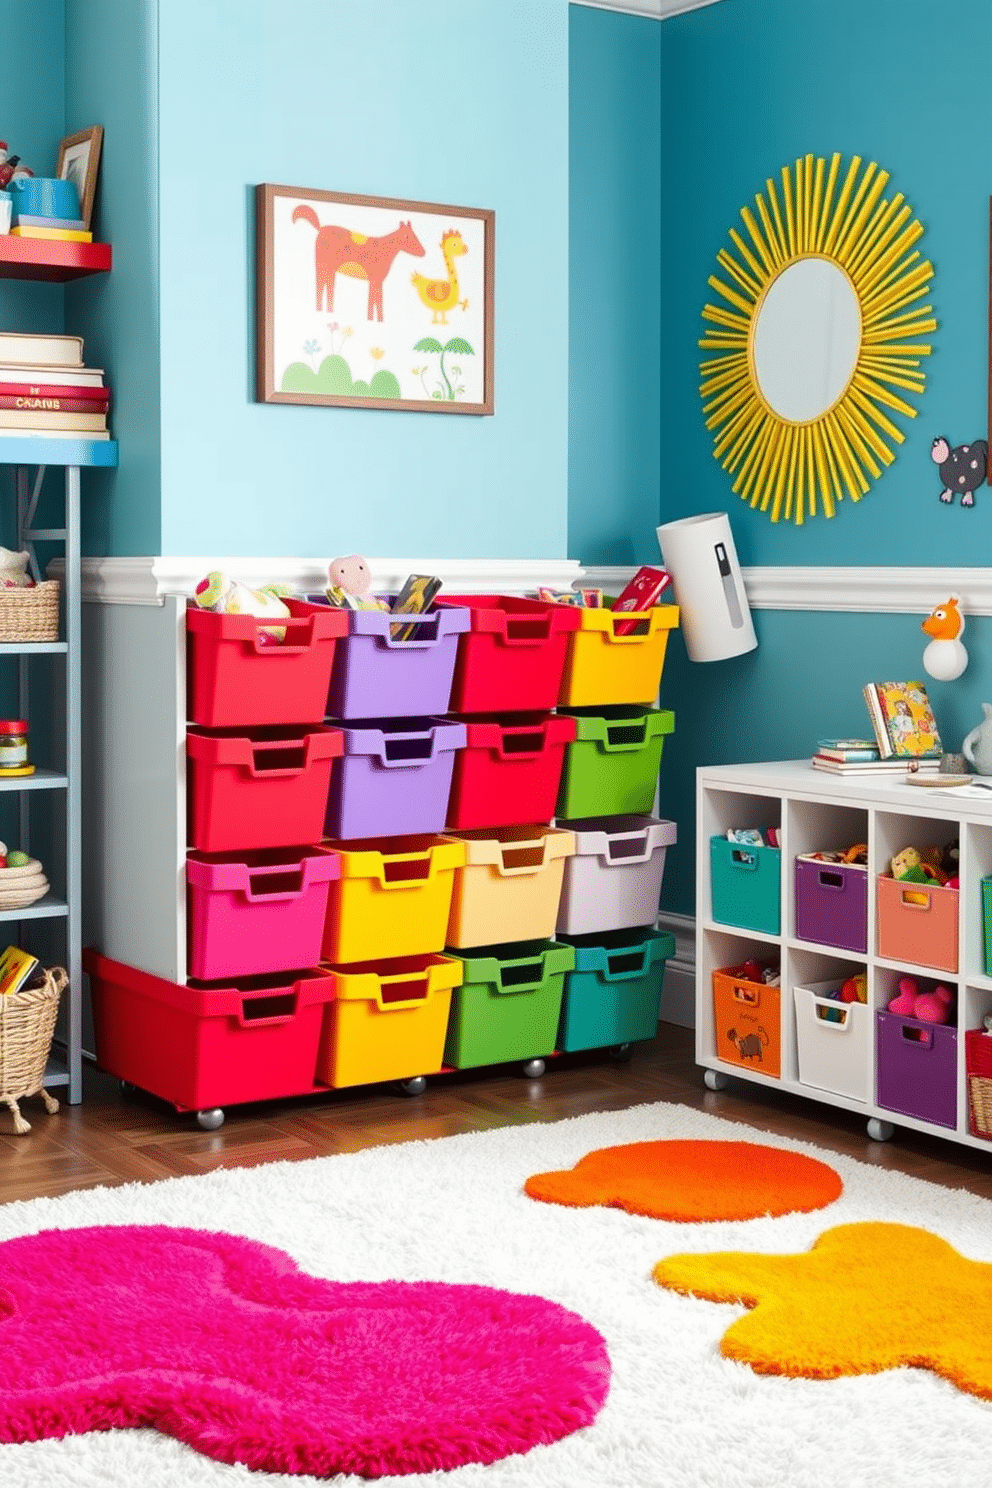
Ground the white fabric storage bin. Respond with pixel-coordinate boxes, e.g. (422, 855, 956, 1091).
(793, 980, 870, 1103)
(555, 814, 676, 935)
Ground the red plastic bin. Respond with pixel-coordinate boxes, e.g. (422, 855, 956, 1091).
(187, 725, 343, 852)
(186, 598, 349, 728)
(446, 713, 577, 830)
(186, 846, 341, 981)
(84, 949, 336, 1111)
(436, 595, 582, 713)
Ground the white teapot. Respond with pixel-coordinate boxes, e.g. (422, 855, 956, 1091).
(963, 703, 992, 776)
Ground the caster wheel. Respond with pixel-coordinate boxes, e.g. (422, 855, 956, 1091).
(196, 1108, 225, 1131)
(867, 1118, 894, 1142)
(398, 1076, 427, 1097)
(118, 1079, 136, 1097)
(522, 1058, 546, 1078)
(704, 1069, 729, 1091)
(609, 1044, 634, 1063)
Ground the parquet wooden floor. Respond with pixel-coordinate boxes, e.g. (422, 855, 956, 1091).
(3, 1022, 992, 1203)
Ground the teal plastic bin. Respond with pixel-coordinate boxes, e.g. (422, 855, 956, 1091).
(556, 927, 675, 1051)
(557, 707, 675, 818)
(443, 938, 575, 1069)
(710, 836, 781, 934)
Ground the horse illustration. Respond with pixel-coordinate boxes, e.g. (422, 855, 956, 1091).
(291, 206, 424, 322)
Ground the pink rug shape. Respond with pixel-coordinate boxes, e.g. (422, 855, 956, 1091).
(0, 1225, 610, 1477)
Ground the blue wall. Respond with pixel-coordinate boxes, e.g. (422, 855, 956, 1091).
(153, 0, 570, 560)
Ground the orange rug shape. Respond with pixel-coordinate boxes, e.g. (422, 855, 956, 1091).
(654, 1221, 992, 1400)
(524, 1140, 842, 1222)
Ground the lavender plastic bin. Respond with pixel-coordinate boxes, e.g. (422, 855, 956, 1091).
(876, 1010, 957, 1129)
(325, 717, 467, 840)
(794, 858, 867, 953)
(305, 597, 471, 719)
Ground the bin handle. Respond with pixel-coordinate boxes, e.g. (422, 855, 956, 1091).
(381, 734, 436, 766)
(498, 840, 549, 874)
(374, 976, 430, 1010)
(732, 983, 760, 1005)
(730, 848, 759, 872)
(496, 959, 545, 994)
(605, 832, 651, 864)
(606, 614, 652, 642)
(603, 721, 649, 752)
(900, 889, 931, 910)
(249, 739, 308, 776)
(502, 616, 553, 644)
(380, 852, 435, 887)
(496, 729, 547, 760)
(814, 1002, 850, 1029)
(900, 1023, 933, 1048)
(246, 864, 305, 901)
(237, 991, 298, 1027)
(604, 948, 650, 980)
(248, 616, 318, 656)
(817, 869, 845, 890)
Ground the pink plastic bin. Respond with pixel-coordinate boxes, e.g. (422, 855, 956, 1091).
(186, 847, 341, 981)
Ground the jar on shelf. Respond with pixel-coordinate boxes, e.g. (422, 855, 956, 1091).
(0, 719, 30, 775)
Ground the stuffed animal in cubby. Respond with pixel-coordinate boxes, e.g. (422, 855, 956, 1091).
(888, 975, 954, 1025)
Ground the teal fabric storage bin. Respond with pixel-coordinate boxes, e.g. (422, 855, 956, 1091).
(557, 706, 675, 818)
(556, 927, 675, 1051)
(710, 836, 781, 934)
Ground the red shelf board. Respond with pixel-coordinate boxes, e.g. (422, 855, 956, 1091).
(0, 237, 112, 282)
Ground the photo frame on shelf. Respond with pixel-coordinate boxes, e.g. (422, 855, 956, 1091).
(255, 183, 495, 415)
(56, 126, 103, 232)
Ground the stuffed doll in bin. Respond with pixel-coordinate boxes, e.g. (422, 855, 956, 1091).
(193, 569, 292, 642)
(0, 548, 35, 588)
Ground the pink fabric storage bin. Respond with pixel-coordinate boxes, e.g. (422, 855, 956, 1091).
(186, 847, 341, 981)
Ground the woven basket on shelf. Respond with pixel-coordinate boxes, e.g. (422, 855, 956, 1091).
(965, 1028, 992, 1140)
(0, 580, 60, 643)
(0, 966, 67, 1133)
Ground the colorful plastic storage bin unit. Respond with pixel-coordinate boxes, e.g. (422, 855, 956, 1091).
(187, 599, 348, 728)
(710, 835, 781, 935)
(444, 939, 575, 1068)
(558, 604, 679, 707)
(556, 814, 676, 935)
(876, 1010, 957, 1128)
(85, 949, 336, 1111)
(321, 834, 465, 963)
(793, 980, 869, 1103)
(437, 594, 582, 713)
(324, 717, 466, 839)
(446, 714, 576, 830)
(557, 927, 674, 1051)
(712, 962, 780, 1078)
(187, 725, 343, 852)
(795, 855, 867, 953)
(186, 848, 341, 981)
(557, 706, 674, 819)
(303, 597, 471, 719)
(446, 825, 575, 948)
(876, 873, 958, 972)
(316, 953, 462, 1088)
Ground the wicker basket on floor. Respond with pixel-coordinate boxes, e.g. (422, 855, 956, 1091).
(0, 966, 67, 1133)
(0, 580, 60, 643)
(966, 1027, 992, 1140)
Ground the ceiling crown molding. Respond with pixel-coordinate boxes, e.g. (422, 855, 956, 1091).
(571, 0, 725, 19)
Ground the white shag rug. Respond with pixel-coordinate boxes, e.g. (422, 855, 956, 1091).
(1, 1099, 991, 1488)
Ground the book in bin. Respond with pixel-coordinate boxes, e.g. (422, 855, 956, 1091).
(862, 680, 943, 759)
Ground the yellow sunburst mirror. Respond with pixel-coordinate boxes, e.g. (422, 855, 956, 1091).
(700, 153, 936, 524)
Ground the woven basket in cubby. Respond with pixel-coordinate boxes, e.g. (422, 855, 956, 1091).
(0, 966, 67, 1133)
(0, 580, 60, 643)
(966, 1027, 992, 1141)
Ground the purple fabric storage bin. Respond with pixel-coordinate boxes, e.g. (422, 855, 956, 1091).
(325, 716, 466, 840)
(794, 857, 867, 953)
(876, 1010, 957, 1129)
(306, 597, 471, 719)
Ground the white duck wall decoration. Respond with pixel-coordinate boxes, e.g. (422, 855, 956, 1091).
(922, 594, 968, 681)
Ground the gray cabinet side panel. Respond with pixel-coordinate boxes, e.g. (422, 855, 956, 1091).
(82, 597, 185, 982)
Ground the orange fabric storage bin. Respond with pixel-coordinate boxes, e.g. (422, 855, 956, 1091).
(876, 874, 959, 972)
(316, 953, 462, 1088)
(712, 963, 780, 1078)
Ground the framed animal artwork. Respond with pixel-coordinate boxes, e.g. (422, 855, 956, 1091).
(255, 184, 494, 414)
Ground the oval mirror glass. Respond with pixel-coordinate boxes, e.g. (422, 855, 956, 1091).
(751, 257, 861, 423)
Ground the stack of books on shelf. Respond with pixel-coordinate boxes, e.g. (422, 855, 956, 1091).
(0, 332, 109, 441)
(10, 216, 92, 243)
(812, 680, 944, 776)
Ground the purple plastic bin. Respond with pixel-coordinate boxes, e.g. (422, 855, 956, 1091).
(325, 716, 466, 840)
(305, 597, 471, 719)
(876, 1010, 957, 1129)
(795, 857, 867, 953)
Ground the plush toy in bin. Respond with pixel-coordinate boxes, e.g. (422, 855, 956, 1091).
(192, 570, 292, 642)
(888, 976, 954, 1025)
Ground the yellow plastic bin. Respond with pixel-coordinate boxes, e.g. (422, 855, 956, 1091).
(320, 835, 466, 962)
(558, 603, 679, 707)
(316, 952, 462, 1088)
(445, 825, 576, 949)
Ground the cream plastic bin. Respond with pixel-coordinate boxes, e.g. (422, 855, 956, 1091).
(555, 814, 676, 935)
(445, 825, 575, 949)
(793, 980, 870, 1103)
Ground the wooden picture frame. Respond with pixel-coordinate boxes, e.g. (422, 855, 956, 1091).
(255, 183, 494, 414)
(56, 125, 103, 231)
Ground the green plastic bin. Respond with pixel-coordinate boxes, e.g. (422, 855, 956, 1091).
(710, 835, 781, 934)
(443, 938, 575, 1068)
(557, 706, 675, 818)
(557, 927, 675, 1052)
